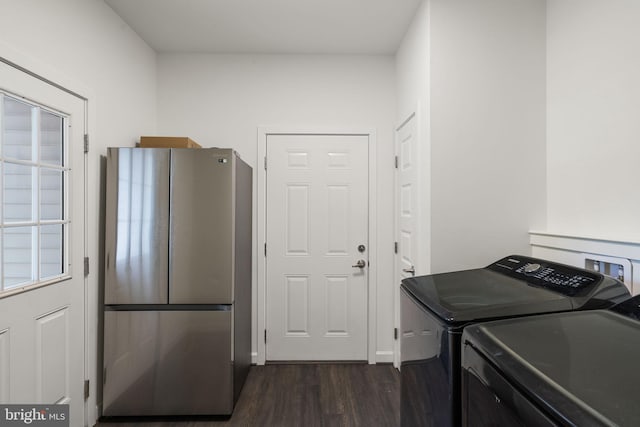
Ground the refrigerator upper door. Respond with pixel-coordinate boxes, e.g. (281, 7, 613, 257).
(105, 148, 170, 305)
(170, 148, 235, 304)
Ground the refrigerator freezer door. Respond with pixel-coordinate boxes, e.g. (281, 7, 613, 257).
(170, 149, 235, 304)
(105, 148, 170, 305)
(102, 309, 233, 416)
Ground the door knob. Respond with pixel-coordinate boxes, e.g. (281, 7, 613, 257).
(352, 259, 366, 268)
(403, 266, 415, 275)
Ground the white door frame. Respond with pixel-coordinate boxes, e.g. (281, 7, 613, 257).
(257, 127, 378, 365)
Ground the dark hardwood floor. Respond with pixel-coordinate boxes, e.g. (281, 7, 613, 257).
(97, 363, 400, 427)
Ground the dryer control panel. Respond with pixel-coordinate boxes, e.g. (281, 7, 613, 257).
(488, 255, 601, 296)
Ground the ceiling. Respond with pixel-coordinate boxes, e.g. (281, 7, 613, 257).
(104, 0, 423, 55)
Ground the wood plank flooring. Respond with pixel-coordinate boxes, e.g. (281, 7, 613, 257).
(97, 363, 400, 427)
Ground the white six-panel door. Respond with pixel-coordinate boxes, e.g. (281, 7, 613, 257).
(397, 115, 418, 280)
(395, 114, 418, 367)
(266, 134, 369, 360)
(0, 61, 85, 425)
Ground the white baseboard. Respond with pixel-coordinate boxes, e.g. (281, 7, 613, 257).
(251, 351, 395, 365)
(375, 350, 394, 364)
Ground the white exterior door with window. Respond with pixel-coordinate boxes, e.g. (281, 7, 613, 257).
(265, 134, 369, 361)
(0, 61, 86, 425)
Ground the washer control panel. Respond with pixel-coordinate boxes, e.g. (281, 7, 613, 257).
(488, 255, 601, 296)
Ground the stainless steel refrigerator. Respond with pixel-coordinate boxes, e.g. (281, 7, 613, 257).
(102, 147, 252, 416)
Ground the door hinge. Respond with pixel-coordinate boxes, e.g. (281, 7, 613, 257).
(394, 242, 398, 254)
(84, 134, 89, 153)
(394, 155, 398, 169)
(84, 379, 90, 400)
(264, 329, 267, 344)
(394, 328, 398, 340)
(84, 257, 89, 277)
(264, 243, 267, 257)
(264, 156, 267, 170)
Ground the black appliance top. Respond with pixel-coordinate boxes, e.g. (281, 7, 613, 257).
(463, 310, 640, 427)
(401, 255, 629, 325)
(611, 294, 640, 321)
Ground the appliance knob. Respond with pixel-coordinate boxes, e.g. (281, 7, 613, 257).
(523, 263, 542, 274)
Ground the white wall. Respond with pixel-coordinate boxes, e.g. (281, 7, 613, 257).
(394, 0, 548, 367)
(396, 1, 430, 125)
(396, 0, 432, 275)
(546, 0, 640, 241)
(428, 0, 547, 272)
(0, 0, 157, 423)
(395, 0, 547, 274)
(0, 1, 157, 148)
(156, 54, 397, 361)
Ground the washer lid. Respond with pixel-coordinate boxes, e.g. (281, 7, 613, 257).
(463, 311, 640, 427)
(402, 268, 571, 324)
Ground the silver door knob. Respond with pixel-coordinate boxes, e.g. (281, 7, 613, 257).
(352, 259, 366, 268)
(403, 266, 415, 275)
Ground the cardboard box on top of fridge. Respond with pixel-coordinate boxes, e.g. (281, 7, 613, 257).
(139, 136, 202, 148)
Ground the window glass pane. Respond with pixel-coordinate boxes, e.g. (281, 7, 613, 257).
(2, 97, 34, 161)
(40, 168, 63, 221)
(40, 224, 63, 279)
(0, 95, 68, 294)
(3, 226, 34, 288)
(40, 110, 63, 166)
(3, 162, 34, 222)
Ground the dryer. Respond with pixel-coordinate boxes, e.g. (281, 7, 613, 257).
(461, 309, 640, 426)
